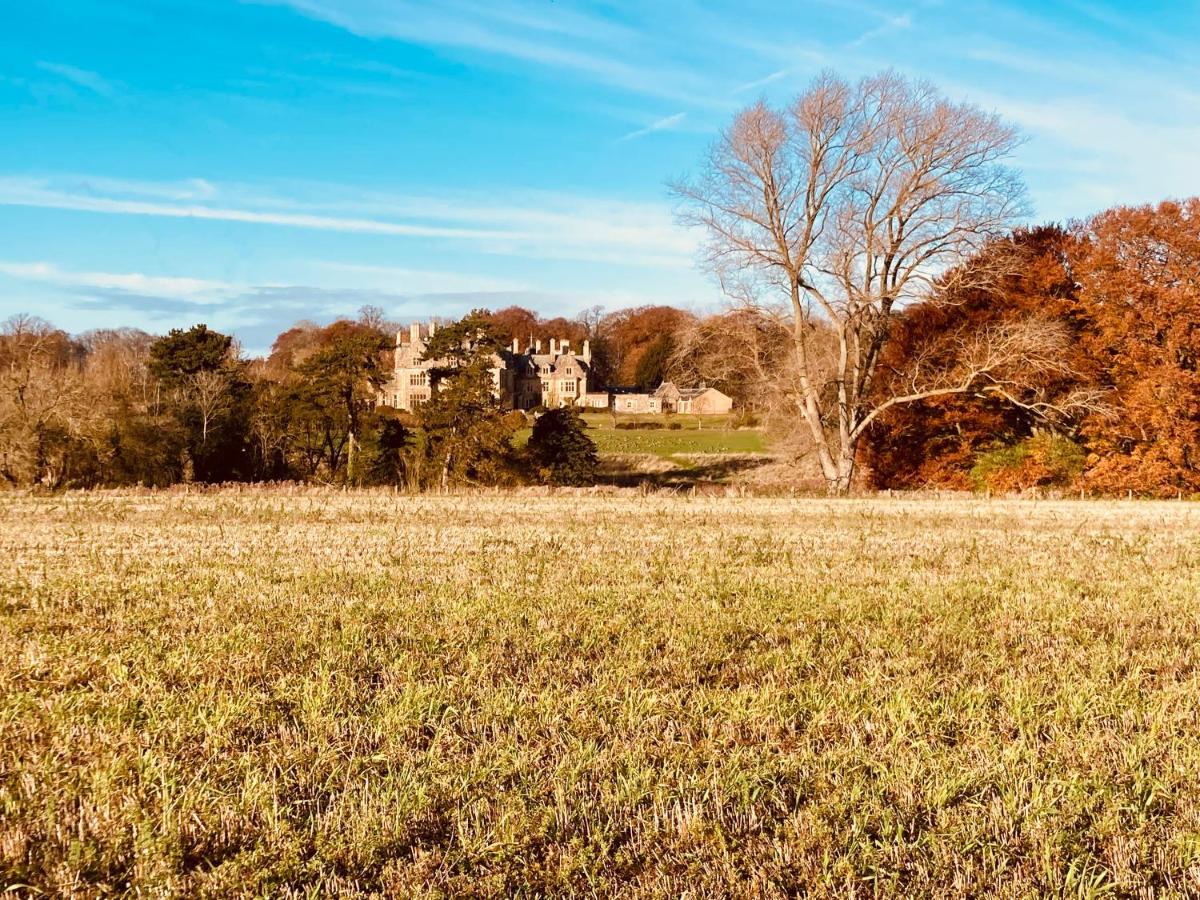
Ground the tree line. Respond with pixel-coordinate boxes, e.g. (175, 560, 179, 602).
(0, 309, 600, 490)
(5, 69, 1199, 495)
(668, 202, 1200, 496)
(668, 69, 1200, 496)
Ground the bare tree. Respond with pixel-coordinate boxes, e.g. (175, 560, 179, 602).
(668, 307, 794, 414)
(875, 318, 1107, 425)
(185, 369, 232, 446)
(674, 70, 1058, 493)
(0, 315, 88, 485)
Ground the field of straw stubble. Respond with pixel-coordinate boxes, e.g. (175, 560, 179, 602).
(3, 490, 1200, 897)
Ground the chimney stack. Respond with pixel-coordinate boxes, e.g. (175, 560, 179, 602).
(550, 338, 558, 355)
(582, 339, 590, 361)
(428, 320, 436, 336)
(511, 337, 519, 353)
(409, 322, 420, 344)
(395, 329, 403, 347)
(561, 340, 570, 355)
(535, 339, 542, 353)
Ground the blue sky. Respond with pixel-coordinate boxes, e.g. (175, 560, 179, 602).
(2, 0, 1198, 354)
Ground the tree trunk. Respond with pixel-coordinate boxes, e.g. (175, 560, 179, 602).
(814, 434, 857, 496)
(347, 430, 357, 484)
(830, 448, 856, 496)
(440, 426, 455, 491)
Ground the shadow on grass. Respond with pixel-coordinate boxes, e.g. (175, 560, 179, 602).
(597, 455, 773, 489)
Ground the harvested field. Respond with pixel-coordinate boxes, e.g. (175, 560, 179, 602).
(3, 491, 1200, 896)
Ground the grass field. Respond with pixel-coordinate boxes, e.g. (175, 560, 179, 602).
(4, 492, 1200, 897)
(517, 414, 768, 460)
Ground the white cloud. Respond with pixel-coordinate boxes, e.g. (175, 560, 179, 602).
(35, 62, 116, 97)
(731, 69, 790, 95)
(0, 177, 510, 240)
(0, 174, 698, 269)
(618, 112, 686, 142)
(310, 262, 528, 294)
(0, 261, 236, 300)
(847, 13, 913, 48)
(258, 0, 716, 106)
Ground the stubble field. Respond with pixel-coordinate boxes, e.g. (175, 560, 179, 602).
(3, 490, 1200, 897)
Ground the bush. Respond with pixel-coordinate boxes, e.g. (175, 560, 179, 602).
(527, 407, 599, 486)
(667, 422, 683, 430)
(615, 421, 663, 431)
(361, 414, 415, 486)
(970, 434, 1085, 493)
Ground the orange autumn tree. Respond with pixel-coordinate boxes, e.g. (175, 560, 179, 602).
(861, 226, 1100, 489)
(598, 305, 695, 386)
(864, 229, 1104, 489)
(1077, 199, 1200, 495)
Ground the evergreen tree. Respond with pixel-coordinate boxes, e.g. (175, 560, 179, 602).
(148, 324, 232, 386)
(363, 412, 416, 486)
(419, 310, 520, 488)
(294, 321, 389, 482)
(634, 333, 674, 391)
(527, 407, 598, 486)
(147, 324, 252, 482)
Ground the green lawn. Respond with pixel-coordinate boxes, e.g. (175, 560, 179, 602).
(517, 414, 768, 460)
(588, 425, 767, 458)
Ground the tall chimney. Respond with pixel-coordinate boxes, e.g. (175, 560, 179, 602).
(549, 338, 558, 355)
(395, 329, 403, 347)
(582, 339, 590, 361)
(409, 323, 420, 344)
(535, 339, 542, 353)
(511, 337, 519, 353)
(561, 340, 570, 355)
(428, 320, 436, 336)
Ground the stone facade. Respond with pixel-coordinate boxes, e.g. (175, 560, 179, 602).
(378, 322, 594, 412)
(655, 382, 733, 415)
(609, 382, 733, 415)
(377, 322, 734, 415)
(611, 391, 663, 414)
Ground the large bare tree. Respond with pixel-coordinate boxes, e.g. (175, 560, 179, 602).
(674, 70, 1066, 493)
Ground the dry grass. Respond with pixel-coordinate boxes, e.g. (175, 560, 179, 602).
(3, 491, 1200, 897)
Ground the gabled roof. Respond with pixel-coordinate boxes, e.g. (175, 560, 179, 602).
(678, 386, 731, 400)
(523, 352, 589, 374)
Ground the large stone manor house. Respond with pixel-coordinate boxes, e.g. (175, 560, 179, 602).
(378, 321, 608, 412)
(378, 320, 734, 415)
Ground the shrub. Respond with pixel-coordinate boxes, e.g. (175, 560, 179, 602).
(970, 434, 1085, 493)
(667, 422, 683, 430)
(526, 407, 598, 486)
(361, 415, 416, 486)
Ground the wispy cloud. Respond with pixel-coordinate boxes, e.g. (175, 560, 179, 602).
(311, 261, 528, 294)
(0, 177, 506, 240)
(618, 112, 686, 142)
(255, 0, 733, 108)
(731, 69, 790, 95)
(0, 261, 235, 300)
(0, 174, 697, 268)
(35, 61, 116, 97)
(847, 13, 913, 48)
(0, 258, 674, 354)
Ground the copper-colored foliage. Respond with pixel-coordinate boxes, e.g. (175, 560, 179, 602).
(865, 201, 1200, 495)
(1077, 199, 1200, 495)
